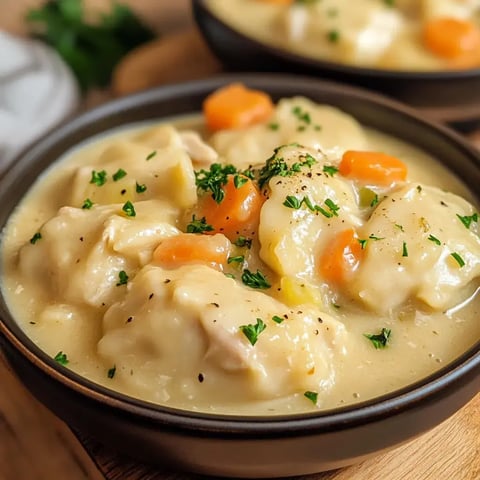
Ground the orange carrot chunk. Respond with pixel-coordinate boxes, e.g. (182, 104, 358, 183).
(339, 150, 407, 186)
(203, 83, 274, 132)
(152, 233, 230, 270)
(200, 175, 264, 242)
(318, 228, 364, 284)
(423, 17, 480, 61)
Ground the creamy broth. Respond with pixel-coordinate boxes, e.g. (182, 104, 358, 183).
(1, 94, 479, 415)
(206, 0, 480, 71)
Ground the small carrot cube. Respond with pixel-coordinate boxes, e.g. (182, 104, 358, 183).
(203, 83, 275, 132)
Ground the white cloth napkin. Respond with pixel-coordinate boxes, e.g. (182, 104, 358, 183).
(0, 31, 80, 174)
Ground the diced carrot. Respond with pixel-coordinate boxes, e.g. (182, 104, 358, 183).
(152, 233, 230, 270)
(423, 18, 480, 63)
(318, 228, 364, 284)
(199, 175, 264, 242)
(203, 83, 274, 132)
(339, 150, 407, 186)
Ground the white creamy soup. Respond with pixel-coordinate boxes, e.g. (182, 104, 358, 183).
(206, 0, 480, 71)
(1, 84, 479, 415)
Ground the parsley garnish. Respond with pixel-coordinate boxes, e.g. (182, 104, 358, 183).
(116, 270, 129, 286)
(450, 252, 465, 268)
(268, 122, 279, 130)
(112, 168, 127, 181)
(323, 165, 339, 176)
(239, 318, 266, 346)
(224, 273, 236, 279)
(122, 200, 136, 217)
(186, 215, 214, 234)
(135, 182, 147, 193)
(146, 150, 157, 161)
(364, 328, 391, 349)
(90, 169, 107, 186)
(292, 105, 311, 125)
(369, 234, 384, 241)
(327, 30, 340, 43)
(54, 351, 69, 365)
(427, 234, 441, 245)
(82, 198, 94, 209)
(107, 365, 116, 379)
(304, 391, 318, 404)
(257, 144, 313, 188)
(395, 224, 404, 231)
(272, 315, 284, 324)
(233, 174, 248, 189)
(228, 255, 244, 264)
(457, 213, 478, 229)
(402, 241, 408, 257)
(234, 236, 252, 248)
(358, 239, 368, 249)
(283, 195, 339, 218)
(242, 269, 271, 289)
(195, 163, 238, 203)
(30, 232, 42, 244)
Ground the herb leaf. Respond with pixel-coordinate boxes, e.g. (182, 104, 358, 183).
(54, 351, 69, 365)
(234, 236, 252, 248)
(195, 163, 237, 203)
(112, 168, 127, 181)
(323, 165, 339, 176)
(227, 255, 244, 264)
(364, 328, 391, 349)
(135, 182, 147, 193)
(239, 318, 266, 346)
(456, 213, 478, 229)
(186, 215, 214, 234)
(107, 365, 116, 379)
(304, 391, 318, 404)
(26, 0, 154, 92)
(272, 315, 284, 324)
(30, 232, 42, 244)
(242, 269, 271, 289)
(90, 169, 107, 186)
(427, 234, 441, 245)
(82, 198, 94, 209)
(122, 200, 136, 217)
(450, 252, 465, 268)
(116, 270, 129, 286)
(402, 241, 408, 257)
(146, 150, 157, 161)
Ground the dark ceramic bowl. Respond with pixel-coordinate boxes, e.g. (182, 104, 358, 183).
(0, 74, 479, 478)
(193, 0, 480, 129)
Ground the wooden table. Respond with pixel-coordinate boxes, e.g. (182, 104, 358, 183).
(1, 2, 479, 479)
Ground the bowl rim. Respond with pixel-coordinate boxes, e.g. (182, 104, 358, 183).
(0, 73, 479, 436)
(193, 0, 480, 80)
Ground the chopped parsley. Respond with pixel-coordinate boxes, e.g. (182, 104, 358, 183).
(234, 236, 252, 248)
(364, 328, 391, 349)
(304, 390, 318, 404)
(450, 252, 465, 268)
(186, 215, 214, 234)
(395, 224, 404, 232)
(146, 150, 157, 161)
(292, 105, 311, 125)
(224, 273, 236, 279)
(116, 270, 129, 286)
(268, 122, 279, 130)
(112, 168, 127, 181)
(239, 318, 266, 346)
(384, 0, 395, 5)
(195, 163, 238, 203)
(257, 144, 315, 188)
(29, 232, 42, 244)
(135, 182, 147, 193)
(427, 234, 441, 245)
(242, 269, 271, 289)
(272, 315, 284, 324)
(402, 241, 408, 257)
(283, 195, 339, 218)
(322, 164, 339, 176)
(90, 169, 107, 186)
(54, 351, 69, 365)
(228, 255, 245, 264)
(456, 213, 478, 229)
(122, 200, 136, 217)
(107, 365, 116, 379)
(327, 30, 340, 43)
(82, 198, 94, 209)
(233, 174, 248, 189)
(358, 239, 368, 250)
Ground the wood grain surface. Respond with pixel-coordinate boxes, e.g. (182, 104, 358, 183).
(1, 2, 479, 480)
